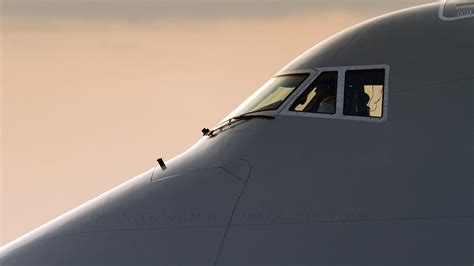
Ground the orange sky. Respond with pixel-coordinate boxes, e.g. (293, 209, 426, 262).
(1, 1, 434, 245)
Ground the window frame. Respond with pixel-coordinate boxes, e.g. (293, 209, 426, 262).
(289, 70, 339, 115)
(220, 69, 317, 122)
(269, 68, 321, 115)
(245, 73, 311, 114)
(279, 64, 390, 122)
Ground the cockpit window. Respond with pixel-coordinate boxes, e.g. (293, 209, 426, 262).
(290, 71, 338, 114)
(226, 74, 308, 118)
(343, 69, 385, 118)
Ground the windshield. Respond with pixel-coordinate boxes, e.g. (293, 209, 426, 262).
(224, 74, 308, 120)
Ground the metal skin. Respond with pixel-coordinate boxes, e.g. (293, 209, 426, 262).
(2, 2, 473, 265)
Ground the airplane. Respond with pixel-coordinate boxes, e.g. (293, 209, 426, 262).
(1, 1, 473, 265)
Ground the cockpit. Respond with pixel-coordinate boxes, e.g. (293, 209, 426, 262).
(224, 65, 389, 124)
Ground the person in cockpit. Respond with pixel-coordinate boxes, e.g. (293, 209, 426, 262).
(311, 81, 337, 114)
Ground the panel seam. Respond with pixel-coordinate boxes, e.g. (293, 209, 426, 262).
(212, 165, 252, 265)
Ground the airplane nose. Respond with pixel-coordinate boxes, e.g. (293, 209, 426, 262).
(1, 166, 249, 265)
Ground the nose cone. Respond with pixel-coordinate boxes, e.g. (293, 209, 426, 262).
(1, 167, 247, 265)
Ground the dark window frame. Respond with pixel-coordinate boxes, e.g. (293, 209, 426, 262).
(289, 71, 338, 115)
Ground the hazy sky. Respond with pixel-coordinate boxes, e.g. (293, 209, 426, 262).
(3, 0, 434, 21)
(1, 0, 435, 245)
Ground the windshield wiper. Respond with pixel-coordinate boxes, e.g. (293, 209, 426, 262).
(201, 112, 275, 136)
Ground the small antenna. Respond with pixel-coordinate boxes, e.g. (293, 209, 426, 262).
(157, 158, 167, 170)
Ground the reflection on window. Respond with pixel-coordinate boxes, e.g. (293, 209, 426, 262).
(343, 69, 385, 118)
(290, 71, 338, 114)
(252, 86, 295, 112)
(226, 74, 308, 118)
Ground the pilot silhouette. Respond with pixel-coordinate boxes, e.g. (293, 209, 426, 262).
(345, 83, 370, 116)
(355, 88, 370, 116)
(308, 80, 337, 113)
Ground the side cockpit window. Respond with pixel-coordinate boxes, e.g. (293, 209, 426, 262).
(343, 69, 385, 118)
(283, 65, 389, 122)
(290, 71, 338, 114)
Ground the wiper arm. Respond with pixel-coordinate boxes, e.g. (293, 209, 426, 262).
(201, 112, 275, 136)
(230, 113, 275, 122)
